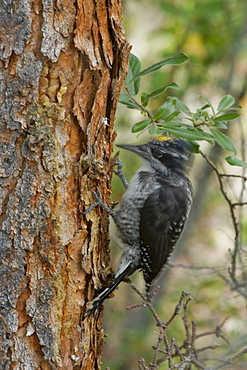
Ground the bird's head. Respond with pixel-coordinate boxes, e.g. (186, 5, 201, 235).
(117, 137, 193, 177)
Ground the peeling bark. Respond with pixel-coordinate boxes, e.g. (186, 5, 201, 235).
(0, 0, 130, 368)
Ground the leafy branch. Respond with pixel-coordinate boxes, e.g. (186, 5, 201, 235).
(119, 53, 246, 167)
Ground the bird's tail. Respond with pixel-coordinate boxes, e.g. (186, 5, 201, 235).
(84, 267, 132, 317)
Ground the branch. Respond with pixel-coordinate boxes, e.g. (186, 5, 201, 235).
(127, 286, 244, 369)
(169, 261, 231, 284)
(199, 150, 246, 294)
(169, 261, 247, 299)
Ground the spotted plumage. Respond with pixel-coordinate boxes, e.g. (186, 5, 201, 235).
(140, 176, 192, 289)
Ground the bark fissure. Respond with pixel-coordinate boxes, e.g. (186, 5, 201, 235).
(0, 0, 130, 368)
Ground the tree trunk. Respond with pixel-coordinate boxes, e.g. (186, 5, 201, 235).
(0, 0, 130, 368)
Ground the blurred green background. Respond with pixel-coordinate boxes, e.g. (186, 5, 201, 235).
(102, 0, 247, 368)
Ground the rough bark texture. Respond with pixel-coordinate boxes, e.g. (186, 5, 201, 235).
(0, 0, 130, 368)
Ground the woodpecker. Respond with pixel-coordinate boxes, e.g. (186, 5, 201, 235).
(85, 138, 193, 316)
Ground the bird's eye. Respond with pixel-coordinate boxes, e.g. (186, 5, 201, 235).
(152, 149, 163, 158)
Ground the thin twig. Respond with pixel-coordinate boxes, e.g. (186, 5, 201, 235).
(127, 286, 245, 369)
(168, 262, 231, 285)
(209, 346, 247, 370)
(220, 174, 247, 181)
(165, 291, 191, 327)
(199, 150, 241, 284)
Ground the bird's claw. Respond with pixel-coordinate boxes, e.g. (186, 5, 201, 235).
(82, 187, 115, 217)
(113, 158, 128, 189)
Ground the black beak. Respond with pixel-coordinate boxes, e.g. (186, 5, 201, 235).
(116, 144, 149, 158)
(117, 144, 138, 152)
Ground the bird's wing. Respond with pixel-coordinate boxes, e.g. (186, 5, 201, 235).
(140, 180, 191, 288)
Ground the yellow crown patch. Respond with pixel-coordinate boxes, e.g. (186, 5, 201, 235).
(157, 136, 173, 142)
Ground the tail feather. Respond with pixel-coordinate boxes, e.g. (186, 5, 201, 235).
(85, 266, 132, 317)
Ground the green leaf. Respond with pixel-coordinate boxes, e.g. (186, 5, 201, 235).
(132, 119, 151, 133)
(201, 104, 211, 110)
(214, 113, 240, 121)
(132, 53, 189, 79)
(198, 95, 215, 115)
(129, 53, 141, 75)
(161, 126, 214, 143)
(154, 100, 177, 120)
(120, 99, 142, 110)
(210, 128, 237, 154)
(213, 122, 228, 129)
(164, 111, 181, 121)
(230, 105, 243, 110)
(225, 156, 247, 168)
(141, 83, 180, 106)
(148, 126, 163, 135)
(118, 94, 132, 103)
(126, 53, 141, 95)
(159, 121, 190, 128)
(217, 95, 235, 112)
(141, 92, 150, 107)
(189, 141, 201, 153)
(172, 97, 192, 116)
(194, 109, 210, 123)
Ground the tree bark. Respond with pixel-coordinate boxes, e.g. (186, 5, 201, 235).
(0, 0, 130, 368)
